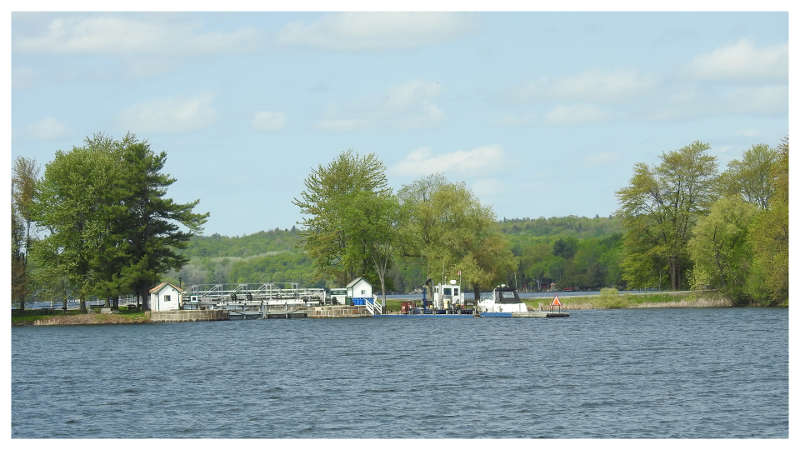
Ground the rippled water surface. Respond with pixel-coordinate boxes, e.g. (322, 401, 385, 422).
(12, 308, 787, 438)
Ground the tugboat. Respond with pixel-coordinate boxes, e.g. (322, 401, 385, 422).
(402, 278, 475, 316)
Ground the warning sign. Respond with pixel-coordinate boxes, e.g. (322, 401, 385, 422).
(552, 296, 562, 306)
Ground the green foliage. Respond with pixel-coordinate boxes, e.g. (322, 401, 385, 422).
(498, 215, 623, 238)
(182, 228, 300, 259)
(617, 141, 718, 290)
(596, 288, 624, 309)
(686, 139, 788, 306)
(11, 157, 41, 309)
(716, 144, 778, 209)
(30, 134, 207, 310)
(689, 196, 757, 305)
(399, 176, 516, 297)
(293, 151, 390, 286)
(746, 139, 788, 305)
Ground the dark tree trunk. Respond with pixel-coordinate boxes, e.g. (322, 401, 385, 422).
(473, 284, 480, 306)
(669, 257, 679, 291)
(113, 296, 119, 310)
(141, 291, 150, 311)
(80, 298, 87, 314)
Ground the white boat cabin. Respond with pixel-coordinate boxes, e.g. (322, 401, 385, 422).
(477, 285, 528, 313)
(432, 280, 464, 309)
(149, 282, 184, 312)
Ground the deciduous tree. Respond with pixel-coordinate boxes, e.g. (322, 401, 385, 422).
(293, 151, 391, 286)
(689, 196, 757, 304)
(617, 141, 717, 290)
(11, 156, 40, 309)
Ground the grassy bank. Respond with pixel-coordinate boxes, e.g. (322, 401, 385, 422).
(524, 289, 731, 310)
(12, 309, 149, 326)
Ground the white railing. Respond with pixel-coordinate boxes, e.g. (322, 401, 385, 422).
(364, 297, 383, 316)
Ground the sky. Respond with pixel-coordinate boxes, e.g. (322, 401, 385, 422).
(10, 11, 789, 237)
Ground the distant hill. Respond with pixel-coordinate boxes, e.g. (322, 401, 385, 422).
(183, 216, 622, 259)
(182, 227, 301, 259)
(173, 216, 624, 291)
(497, 215, 623, 238)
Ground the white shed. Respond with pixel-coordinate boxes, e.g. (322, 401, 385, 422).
(346, 277, 373, 300)
(148, 282, 184, 312)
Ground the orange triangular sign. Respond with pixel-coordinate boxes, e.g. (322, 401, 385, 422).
(552, 296, 561, 306)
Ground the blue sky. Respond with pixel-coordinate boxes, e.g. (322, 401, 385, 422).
(11, 12, 788, 236)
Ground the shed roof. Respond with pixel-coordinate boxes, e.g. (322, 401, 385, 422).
(149, 281, 185, 294)
(346, 277, 370, 288)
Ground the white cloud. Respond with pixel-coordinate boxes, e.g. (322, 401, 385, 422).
(686, 39, 787, 81)
(518, 69, 656, 103)
(648, 83, 787, 121)
(724, 85, 787, 115)
(26, 116, 69, 140)
(545, 104, 611, 125)
(391, 145, 504, 177)
(277, 12, 472, 51)
(15, 15, 259, 55)
(317, 80, 444, 131)
(118, 94, 217, 134)
(251, 111, 286, 132)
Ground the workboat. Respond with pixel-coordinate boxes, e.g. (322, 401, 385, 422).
(389, 280, 568, 318)
(396, 279, 475, 316)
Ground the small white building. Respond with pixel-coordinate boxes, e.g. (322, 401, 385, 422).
(149, 282, 184, 312)
(346, 277, 373, 300)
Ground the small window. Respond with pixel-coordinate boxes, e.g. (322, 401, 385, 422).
(454, 288, 459, 296)
(361, 289, 366, 295)
(164, 295, 171, 302)
(443, 288, 452, 295)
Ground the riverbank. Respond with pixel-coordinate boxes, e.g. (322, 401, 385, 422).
(9, 291, 740, 326)
(526, 291, 732, 310)
(12, 309, 150, 326)
(382, 290, 733, 312)
(11, 309, 228, 326)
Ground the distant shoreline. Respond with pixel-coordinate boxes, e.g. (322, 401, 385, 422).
(15, 292, 782, 327)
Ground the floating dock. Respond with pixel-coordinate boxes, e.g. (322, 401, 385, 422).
(377, 311, 569, 318)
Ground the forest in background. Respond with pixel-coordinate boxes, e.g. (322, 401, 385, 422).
(12, 135, 788, 309)
(169, 215, 625, 293)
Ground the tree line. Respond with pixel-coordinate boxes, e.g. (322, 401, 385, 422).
(617, 139, 788, 305)
(12, 137, 788, 308)
(11, 134, 208, 311)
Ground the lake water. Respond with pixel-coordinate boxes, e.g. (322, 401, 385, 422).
(12, 308, 787, 438)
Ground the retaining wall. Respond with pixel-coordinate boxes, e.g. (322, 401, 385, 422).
(150, 310, 228, 323)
